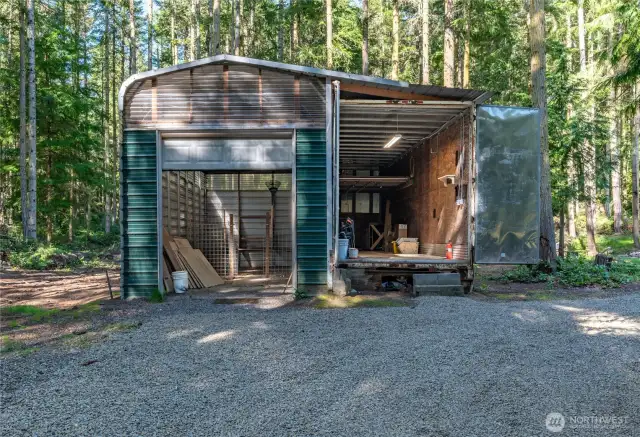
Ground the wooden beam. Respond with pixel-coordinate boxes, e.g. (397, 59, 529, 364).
(151, 78, 157, 122)
(339, 82, 448, 101)
(188, 69, 194, 123)
(223, 65, 229, 121)
(294, 76, 300, 119)
(258, 68, 263, 120)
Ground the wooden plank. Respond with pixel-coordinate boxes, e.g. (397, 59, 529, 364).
(151, 78, 157, 121)
(174, 237, 193, 251)
(162, 258, 174, 293)
(168, 241, 186, 270)
(173, 237, 222, 287)
(163, 229, 182, 271)
(177, 248, 213, 288)
(339, 82, 445, 101)
(383, 200, 392, 252)
(177, 251, 201, 288)
(265, 211, 272, 277)
(192, 250, 224, 286)
(370, 223, 384, 250)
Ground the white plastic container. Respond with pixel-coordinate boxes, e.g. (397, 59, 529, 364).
(338, 239, 350, 261)
(172, 271, 189, 293)
(348, 248, 359, 259)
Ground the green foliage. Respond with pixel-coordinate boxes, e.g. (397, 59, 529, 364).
(496, 254, 640, 288)
(294, 287, 309, 300)
(2, 305, 60, 322)
(496, 264, 551, 284)
(6, 229, 119, 270)
(569, 233, 636, 256)
(148, 288, 165, 303)
(554, 256, 640, 287)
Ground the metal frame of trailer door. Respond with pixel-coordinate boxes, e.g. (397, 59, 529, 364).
(155, 130, 298, 294)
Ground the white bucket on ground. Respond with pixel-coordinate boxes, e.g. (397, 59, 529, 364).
(348, 248, 359, 259)
(172, 271, 189, 293)
(338, 239, 350, 261)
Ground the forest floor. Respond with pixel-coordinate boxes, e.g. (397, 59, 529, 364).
(1, 264, 639, 357)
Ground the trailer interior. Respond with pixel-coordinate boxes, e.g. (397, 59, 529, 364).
(337, 97, 472, 270)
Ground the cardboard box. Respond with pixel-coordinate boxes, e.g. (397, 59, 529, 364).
(396, 224, 408, 239)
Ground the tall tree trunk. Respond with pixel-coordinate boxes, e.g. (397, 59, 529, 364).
(196, 0, 201, 58)
(634, 103, 640, 248)
(326, 0, 332, 69)
(362, 0, 369, 75)
(19, 7, 27, 237)
(212, 0, 220, 55)
(566, 11, 576, 238)
(391, 0, 399, 80)
(26, 0, 37, 240)
(104, 8, 111, 234)
(46, 152, 52, 243)
(171, 1, 177, 64)
(190, 0, 197, 60)
(277, 0, 283, 61)
(68, 174, 74, 243)
(233, 0, 240, 56)
(147, 0, 153, 69)
(611, 85, 622, 233)
(443, 0, 455, 87)
(113, 7, 118, 226)
(291, 0, 298, 62)
(578, 0, 597, 256)
(129, 0, 136, 74)
(421, 0, 428, 84)
(529, 0, 556, 263)
(463, 0, 470, 88)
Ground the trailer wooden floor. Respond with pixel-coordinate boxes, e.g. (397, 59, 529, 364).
(355, 251, 446, 260)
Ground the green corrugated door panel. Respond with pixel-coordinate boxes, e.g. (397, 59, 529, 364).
(121, 130, 158, 299)
(296, 129, 328, 287)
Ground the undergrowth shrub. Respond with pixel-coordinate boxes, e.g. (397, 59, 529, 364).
(496, 256, 640, 288)
(497, 263, 551, 283)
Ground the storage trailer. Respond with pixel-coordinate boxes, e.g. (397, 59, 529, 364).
(118, 55, 541, 299)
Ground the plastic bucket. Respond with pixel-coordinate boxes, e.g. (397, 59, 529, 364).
(172, 271, 189, 293)
(348, 248, 359, 259)
(338, 239, 350, 261)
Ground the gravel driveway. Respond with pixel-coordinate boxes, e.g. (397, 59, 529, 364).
(2, 293, 639, 436)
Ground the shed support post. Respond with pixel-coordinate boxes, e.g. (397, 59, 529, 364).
(325, 78, 333, 290)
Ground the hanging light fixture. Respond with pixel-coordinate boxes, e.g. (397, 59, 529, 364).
(383, 113, 402, 148)
(383, 134, 402, 148)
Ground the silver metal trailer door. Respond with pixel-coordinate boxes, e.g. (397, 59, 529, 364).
(475, 105, 541, 264)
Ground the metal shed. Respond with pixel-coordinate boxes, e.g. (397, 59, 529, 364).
(118, 55, 541, 299)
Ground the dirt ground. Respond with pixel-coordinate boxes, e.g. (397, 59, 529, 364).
(0, 269, 120, 309)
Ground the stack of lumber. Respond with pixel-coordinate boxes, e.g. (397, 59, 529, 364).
(162, 228, 224, 291)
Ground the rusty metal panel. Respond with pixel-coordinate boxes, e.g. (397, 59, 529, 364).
(475, 105, 541, 264)
(125, 64, 325, 129)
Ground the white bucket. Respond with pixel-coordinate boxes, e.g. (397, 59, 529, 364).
(348, 248, 359, 259)
(172, 271, 189, 293)
(338, 239, 350, 261)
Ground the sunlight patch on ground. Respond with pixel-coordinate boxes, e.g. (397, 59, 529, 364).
(197, 330, 236, 343)
(167, 328, 203, 339)
(553, 305, 640, 336)
(354, 378, 386, 396)
(511, 309, 548, 323)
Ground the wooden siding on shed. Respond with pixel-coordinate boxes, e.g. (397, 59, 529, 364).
(387, 116, 471, 259)
(124, 65, 326, 129)
(121, 130, 158, 299)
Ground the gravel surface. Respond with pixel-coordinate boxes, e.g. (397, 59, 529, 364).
(2, 293, 640, 436)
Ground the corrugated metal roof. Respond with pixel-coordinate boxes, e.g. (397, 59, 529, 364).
(119, 55, 490, 112)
